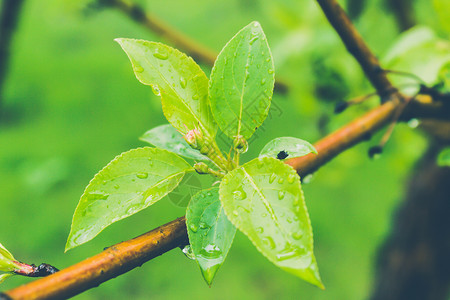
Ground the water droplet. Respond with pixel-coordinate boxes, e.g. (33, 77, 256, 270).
(268, 69, 274, 74)
(151, 85, 161, 96)
(153, 50, 168, 60)
(233, 189, 247, 200)
(199, 222, 209, 229)
(292, 232, 303, 240)
(134, 65, 144, 73)
(256, 227, 264, 233)
(256, 159, 264, 168)
(86, 192, 109, 201)
(278, 191, 285, 200)
(136, 173, 148, 179)
(179, 76, 187, 89)
(189, 224, 198, 233)
(278, 178, 284, 184)
(276, 248, 299, 261)
(262, 236, 276, 249)
(233, 210, 239, 216)
(287, 174, 296, 184)
(182, 245, 195, 260)
(192, 94, 199, 100)
(266, 58, 270, 62)
(261, 78, 266, 85)
(114, 184, 120, 190)
(408, 118, 419, 128)
(261, 213, 267, 217)
(303, 174, 314, 184)
(286, 218, 292, 223)
(249, 36, 259, 45)
(206, 191, 212, 197)
(269, 173, 277, 184)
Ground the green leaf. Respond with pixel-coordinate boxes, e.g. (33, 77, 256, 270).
(0, 273, 14, 284)
(66, 147, 192, 251)
(219, 157, 323, 288)
(383, 26, 450, 86)
(140, 124, 209, 161)
(186, 188, 236, 285)
(438, 147, 450, 166)
(433, 0, 450, 33)
(259, 137, 317, 160)
(0, 243, 18, 272)
(115, 39, 217, 138)
(209, 21, 275, 140)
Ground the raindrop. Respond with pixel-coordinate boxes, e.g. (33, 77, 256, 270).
(278, 191, 285, 200)
(266, 58, 270, 62)
(268, 69, 274, 74)
(179, 76, 187, 89)
(233, 189, 247, 200)
(256, 227, 264, 234)
(182, 245, 196, 260)
(134, 66, 144, 73)
(261, 213, 267, 217)
(114, 185, 120, 190)
(286, 218, 292, 223)
(261, 78, 266, 85)
(262, 236, 276, 249)
(233, 210, 239, 216)
(278, 178, 284, 184)
(199, 222, 209, 229)
(192, 94, 199, 100)
(269, 173, 277, 183)
(302, 174, 314, 184)
(292, 232, 303, 240)
(249, 36, 259, 45)
(151, 85, 161, 96)
(136, 173, 148, 179)
(153, 50, 169, 60)
(287, 174, 296, 184)
(189, 224, 198, 233)
(206, 191, 212, 197)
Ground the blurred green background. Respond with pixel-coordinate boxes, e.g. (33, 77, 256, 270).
(0, 0, 447, 298)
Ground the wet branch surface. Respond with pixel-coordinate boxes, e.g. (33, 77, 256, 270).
(2, 0, 449, 298)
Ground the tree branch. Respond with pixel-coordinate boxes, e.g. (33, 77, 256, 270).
(104, 0, 289, 93)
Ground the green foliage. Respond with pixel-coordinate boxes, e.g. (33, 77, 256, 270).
(0, 243, 18, 272)
(259, 137, 317, 160)
(66, 147, 193, 251)
(433, 0, 450, 33)
(186, 188, 236, 285)
(220, 157, 323, 288)
(437, 147, 450, 166)
(209, 22, 275, 140)
(140, 124, 208, 161)
(67, 22, 321, 288)
(115, 39, 217, 138)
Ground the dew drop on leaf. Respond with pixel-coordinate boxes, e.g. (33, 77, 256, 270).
(287, 174, 296, 184)
(179, 76, 187, 89)
(249, 36, 259, 45)
(278, 191, 285, 200)
(199, 222, 209, 229)
(261, 78, 266, 85)
(151, 85, 161, 96)
(192, 94, 199, 100)
(278, 177, 284, 184)
(292, 232, 303, 240)
(153, 50, 169, 60)
(189, 224, 198, 233)
(269, 173, 276, 183)
(134, 65, 144, 73)
(136, 173, 148, 179)
(262, 236, 276, 249)
(233, 189, 247, 200)
(268, 69, 274, 74)
(256, 227, 264, 233)
(182, 245, 196, 260)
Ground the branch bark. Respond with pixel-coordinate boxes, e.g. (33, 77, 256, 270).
(104, 0, 289, 93)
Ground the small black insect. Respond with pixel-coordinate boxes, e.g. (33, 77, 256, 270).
(276, 150, 289, 160)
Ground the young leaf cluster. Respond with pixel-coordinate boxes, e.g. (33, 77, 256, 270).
(66, 22, 322, 288)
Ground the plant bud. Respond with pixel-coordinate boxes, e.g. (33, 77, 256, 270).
(233, 135, 248, 153)
(194, 162, 209, 174)
(0, 243, 19, 272)
(183, 128, 204, 150)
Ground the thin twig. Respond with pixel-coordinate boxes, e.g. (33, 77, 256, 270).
(104, 0, 289, 93)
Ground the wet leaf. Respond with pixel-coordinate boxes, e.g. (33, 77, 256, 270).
(140, 124, 208, 161)
(0, 273, 14, 284)
(115, 39, 217, 138)
(219, 157, 323, 288)
(186, 188, 236, 285)
(259, 137, 317, 160)
(209, 21, 275, 140)
(0, 243, 18, 272)
(66, 147, 192, 251)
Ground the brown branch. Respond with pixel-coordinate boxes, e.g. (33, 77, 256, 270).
(2, 217, 188, 300)
(0, 0, 25, 108)
(315, 0, 398, 98)
(2, 0, 449, 298)
(105, 0, 289, 93)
